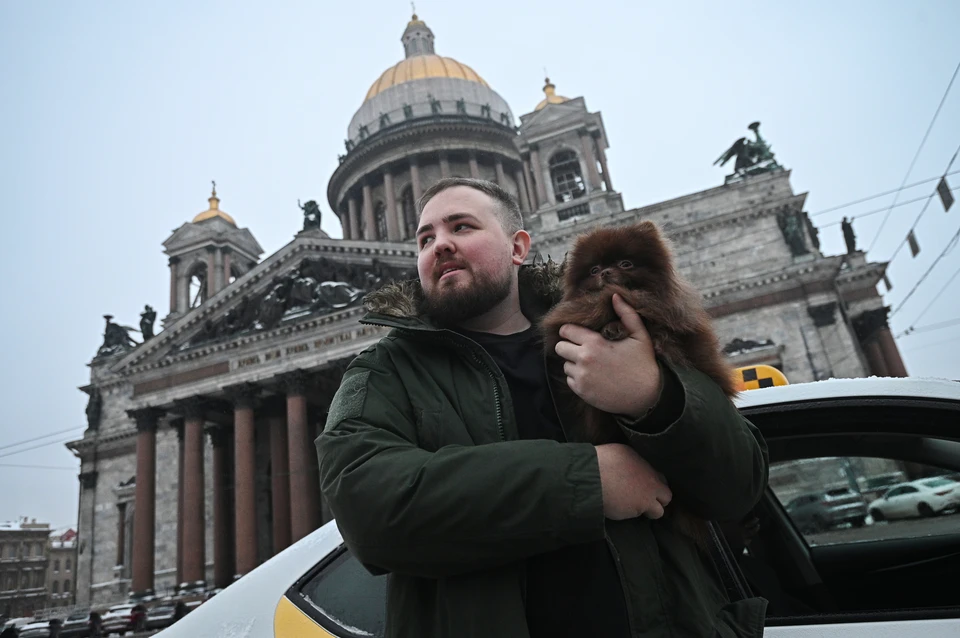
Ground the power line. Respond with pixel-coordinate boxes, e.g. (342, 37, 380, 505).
(0, 437, 81, 460)
(0, 427, 85, 452)
(885, 142, 960, 264)
(810, 169, 960, 218)
(867, 59, 960, 254)
(0, 463, 78, 471)
(897, 314, 960, 338)
(897, 263, 960, 335)
(889, 222, 960, 318)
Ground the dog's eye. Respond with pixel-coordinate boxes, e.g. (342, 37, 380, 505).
(590, 266, 601, 275)
(619, 260, 633, 269)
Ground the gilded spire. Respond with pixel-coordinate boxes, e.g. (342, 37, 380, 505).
(192, 180, 235, 225)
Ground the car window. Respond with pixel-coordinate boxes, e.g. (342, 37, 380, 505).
(296, 547, 387, 638)
(922, 478, 957, 488)
(770, 456, 959, 546)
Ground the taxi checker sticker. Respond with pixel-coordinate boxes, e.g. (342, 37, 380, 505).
(734, 364, 789, 391)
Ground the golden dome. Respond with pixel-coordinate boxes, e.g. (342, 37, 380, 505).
(192, 183, 236, 225)
(364, 54, 489, 102)
(534, 77, 569, 111)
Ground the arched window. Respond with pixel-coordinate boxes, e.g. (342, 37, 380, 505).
(52, 581, 59, 594)
(188, 263, 207, 308)
(65, 558, 71, 572)
(54, 559, 60, 573)
(374, 202, 388, 241)
(400, 186, 416, 240)
(63, 579, 70, 594)
(229, 265, 243, 286)
(549, 150, 586, 203)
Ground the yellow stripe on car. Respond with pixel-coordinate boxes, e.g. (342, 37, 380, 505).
(274, 595, 336, 638)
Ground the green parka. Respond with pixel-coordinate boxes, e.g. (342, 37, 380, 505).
(317, 264, 769, 638)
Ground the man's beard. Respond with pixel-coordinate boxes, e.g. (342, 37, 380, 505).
(421, 267, 512, 326)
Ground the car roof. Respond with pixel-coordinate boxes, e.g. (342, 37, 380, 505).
(734, 376, 960, 409)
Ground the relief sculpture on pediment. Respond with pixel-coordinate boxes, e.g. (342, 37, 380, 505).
(186, 257, 415, 347)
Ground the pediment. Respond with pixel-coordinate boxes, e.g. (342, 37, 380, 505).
(519, 98, 589, 131)
(107, 236, 417, 374)
(163, 221, 264, 259)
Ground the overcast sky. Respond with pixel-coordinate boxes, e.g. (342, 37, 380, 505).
(1, 0, 958, 528)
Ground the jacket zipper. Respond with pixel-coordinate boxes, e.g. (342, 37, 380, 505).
(605, 531, 638, 636)
(401, 328, 507, 443)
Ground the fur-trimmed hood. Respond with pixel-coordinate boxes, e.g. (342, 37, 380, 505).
(361, 257, 566, 325)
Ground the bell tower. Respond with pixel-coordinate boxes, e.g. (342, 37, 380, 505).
(161, 183, 264, 325)
(516, 78, 623, 231)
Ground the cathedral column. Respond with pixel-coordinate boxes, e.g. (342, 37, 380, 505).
(128, 408, 163, 596)
(579, 129, 603, 191)
(384, 171, 401, 241)
(468, 152, 480, 179)
(853, 307, 899, 377)
(222, 248, 232, 287)
(877, 328, 908, 377)
(339, 209, 352, 241)
(522, 158, 539, 209)
(362, 182, 376, 241)
(205, 247, 217, 299)
(168, 257, 180, 314)
(178, 269, 190, 313)
(439, 152, 451, 178)
(213, 246, 225, 291)
(514, 168, 531, 212)
(348, 196, 360, 241)
(179, 400, 206, 588)
(206, 424, 233, 588)
(283, 371, 321, 542)
(175, 422, 184, 586)
(494, 157, 506, 185)
(228, 384, 258, 578)
(594, 132, 613, 191)
(529, 145, 548, 207)
(268, 411, 291, 554)
(115, 503, 127, 569)
(410, 158, 423, 204)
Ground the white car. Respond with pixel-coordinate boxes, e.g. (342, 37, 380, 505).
(867, 477, 960, 520)
(157, 376, 960, 638)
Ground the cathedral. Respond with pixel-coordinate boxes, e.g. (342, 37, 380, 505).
(68, 14, 906, 606)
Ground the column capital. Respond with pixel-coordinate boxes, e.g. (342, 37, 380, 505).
(853, 306, 891, 342)
(168, 256, 181, 266)
(174, 397, 207, 420)
(280, 370, 311, 395)
(225, 383, 260, 409)
(78, 471, 98, 490)
(204, 423, 231, 449)
(807, 302, 838, 327)
(127, 407, 165, 433)
(221, 246, 232, 255)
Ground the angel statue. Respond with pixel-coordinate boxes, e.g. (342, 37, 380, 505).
(714, 121, 783, 183)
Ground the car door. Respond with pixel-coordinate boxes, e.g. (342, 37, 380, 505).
(878, 486, 910, 518)
(741, 390, 960, 635)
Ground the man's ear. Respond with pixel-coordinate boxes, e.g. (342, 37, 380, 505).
(512, 230, 531, 266)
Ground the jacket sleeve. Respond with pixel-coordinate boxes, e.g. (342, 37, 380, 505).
(316, 346, 605, 578)
(616, 360, 769, 521)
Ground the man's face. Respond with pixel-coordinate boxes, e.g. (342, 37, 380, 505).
(416, 186, 524, 325)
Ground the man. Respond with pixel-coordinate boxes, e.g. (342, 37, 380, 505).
(317, 177, 769, 637)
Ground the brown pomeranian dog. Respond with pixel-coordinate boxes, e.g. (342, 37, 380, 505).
(539, 221, 738, 548)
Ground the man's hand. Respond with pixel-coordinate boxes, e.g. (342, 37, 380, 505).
(555, 293, 662, 418)
(596, 443, 672, 520)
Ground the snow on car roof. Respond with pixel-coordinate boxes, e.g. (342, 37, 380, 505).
(734, 376, 960, 410)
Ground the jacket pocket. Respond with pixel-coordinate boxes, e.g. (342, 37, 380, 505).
(416, 407, 443, 452)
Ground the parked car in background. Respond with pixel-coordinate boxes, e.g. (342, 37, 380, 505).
(1, 617, 35, 636)
(144, 601, 188, 631)
(784, 485, 868, 533)
(60, 610, 100, 638)
(868, 476, 960, 520)
(17, 619, 61, 638)
(100, 603, 146, 635)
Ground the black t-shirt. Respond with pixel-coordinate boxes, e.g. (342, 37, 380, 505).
(455, 326, 631, 638)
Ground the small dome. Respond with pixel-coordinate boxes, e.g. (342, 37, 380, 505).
(192, 184, 236, 225)
(534, 77, 569, 111)
(365, 54, 489, 102)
